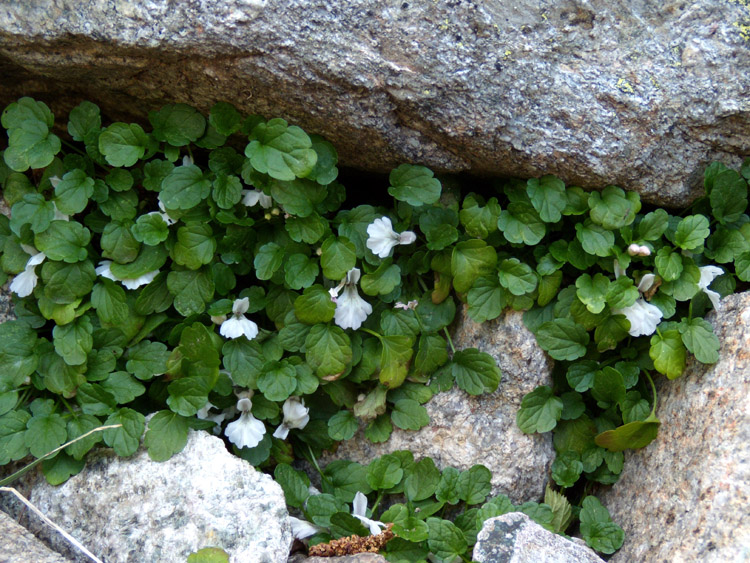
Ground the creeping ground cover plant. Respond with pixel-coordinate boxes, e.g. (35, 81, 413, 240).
(0, 97, 749, 560)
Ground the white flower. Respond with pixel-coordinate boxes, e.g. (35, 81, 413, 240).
(273, 397, 310, 439)
(225, 397, 266, 449)
(366, 216, 417, 259)
(351, 491, 386, 536)
(9, 251, 46, 297)
(52, 201, 69, 221)
(332, 268, 372, 330)
(95, 260, 159, 290)
(157, 201, 177, 226)
(289, 516, 324, 540)
(627, 243, 651, 257)
(182, 155, 194, 167)
(241, 189, 273, 209)
(394, 300, 419, 310)
(220, 297, 259, 340)
(616, 298, 664, 337)
(698, 265, 723, 309)
(196, 402, 233, 433)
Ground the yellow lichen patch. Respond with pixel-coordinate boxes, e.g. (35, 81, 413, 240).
(616, 78, 635, 94)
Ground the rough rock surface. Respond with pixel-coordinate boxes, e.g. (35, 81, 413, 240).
(321, 306, 555, 504)
(22, 429, 292, 563)
(473, 512, 605, 563)
(1, 1, 748, 205)
(0, 509, 73, 563)
(599, 291, 750, 563)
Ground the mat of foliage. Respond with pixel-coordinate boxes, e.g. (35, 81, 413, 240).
(0, 98, 748, 560)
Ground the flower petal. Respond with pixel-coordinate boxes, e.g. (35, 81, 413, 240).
(225, 412, 266, 449)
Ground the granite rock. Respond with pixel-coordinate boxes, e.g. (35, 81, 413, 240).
(0, 1, 748, 205)
(599, 291, 750, 563)
(473, 512, 605, 563)
(321, 306, 555, 504)
(23, 428, 293, 563)
(0, 509, 73, 563)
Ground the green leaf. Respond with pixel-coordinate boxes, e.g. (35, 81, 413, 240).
(257, 361, 296, 401)
(380, 309, 420, 338)
(54, 168, 94, 215)
(0, 321, 40, 386)
(173, 223, 216, 270)
(0, 411, 31, 464)
(126, 340, 170, 380)
(388, 164, 441, 206)
(53, 315, 93, 366)
(327, 410, 359, 441)
(575, 273, 610, 314)
(144, 410, 189, 461)
(160, 164, 211, 210)
(435, 467, 461, 505)
(517, 386, 563, 434)
(100, 189, 138, 221)
(284, 253, 319, 290)
(320, 236, 356, 280)
(710, 169, 747, 225)
(187, 547, 230, 563)
(101, 220, 141, 264)
(103, 408, 145, 457)
(65, 414, 104, 460)
(459, 195, 501, 238)
(575, 221, 615, 257)
(414, 334, 449, 377)
(367, 454, 404, 490)
(222, 338, 264, 388)
(98, 123, 148, 167)
(10, 193, 54, 235)
(527, 175, 566, 223)
(535, 318, 589, 361)
(565, 360, 598, 393)
(451, 239, 498, 293)
(149, 104, 206, 146)
(143, 159, 175, 191)
(673, 215, 710, 250)
(498, 258, 538, 296)
(420, 207, 459, 250)
(497, 202, 546, 245)
(4, 118, 61, 172)
(379, 335, 414, 388)
(2, 97, 54, 130)
(35, 220, 91, 263)
(426, 518, 468, 561)
(655, 247, 683, 281)
(637, 209, 669, 241)
(167, 376, 211, 416)
(294, 285, 336, 325)
(391, 399, 430, 431)
(91, 279, 129, 325)
(416, 297, 456, 333)
(167, 268, 214, 316)
(467, 276, 506, 323)
(131, 213, 169, 246)
(285, 212, 329, 244)
(105, 169, 134, 192)
(588, 185, 639, 229)
(365, 415, 392, 443)
(404, 457, 441, 501)
(551, 451, 583, 487)
(209, 102, 242, 136)
(245, 118, 317, 181)
(307, 135, 339, 185)
(451, 348, 501, 396)
(456, 465, 491, 505)
(605, 276, 638, 310)
(212, 175, 243, 209)
(679, 317, 720, 364)
(75, 383, 116, 415)
(274, 463, 310, 509)
(67, 101, 101, 142)
(100, 371, 146, 404)
(25, 413, 67, 458)
(591, 367, 626, 408)
(307, 493, 348, 527)
(650, 329, 686, 379)
(579, 497, 624, 554)
(322, 460, 371, 502)
(305, 324, 352, 378)
(360, 260, 401, 296)
(544, 485, 574, 534)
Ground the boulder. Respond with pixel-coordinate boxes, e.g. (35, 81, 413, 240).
(0, 509, 73, 563)
(1, 1, 748, 205)
(473, 512, 605, 563)
(598, 291, 750, 562)
(16, 428, 293, 563)
(321, 306, 555, 504)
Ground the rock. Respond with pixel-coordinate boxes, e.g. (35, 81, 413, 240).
(598, 291, 750, 562)
(1, 1, 747, 205)
(473, 512, 605, 563)
(321, 306, 554, 504)
(0, 509, 73, 563)
(22, 428, 293, 563)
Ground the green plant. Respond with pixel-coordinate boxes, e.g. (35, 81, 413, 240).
(0, 97, 748, 559)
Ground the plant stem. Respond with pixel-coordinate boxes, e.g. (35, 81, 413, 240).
(644, 370, 658, 415)
(306, 444, 331, 485)
(360, 327, 383, 341)
(443, 327, 457, 354)
(370, 490, 385, 518)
